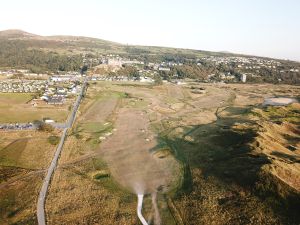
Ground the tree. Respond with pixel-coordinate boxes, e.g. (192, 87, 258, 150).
(39, 123, 54, 132)
(154, 74, 163, 85)
(81, 65, 88, 75)
(48, 136, 60, 145)
(32, 120, 54, 132)
(159, 70, 171, 81)
(116, 65, 140, 79)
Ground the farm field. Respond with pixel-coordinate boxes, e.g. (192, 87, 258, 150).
(0, 93, 72, 123)
(45, 81, 300, 225)
(0, 130, 61, 224)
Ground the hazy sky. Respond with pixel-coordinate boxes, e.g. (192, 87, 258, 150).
(1, 0, 300, 61)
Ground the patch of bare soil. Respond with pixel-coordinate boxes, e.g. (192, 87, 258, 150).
(99, 108, 181, 194)
(166, 85, 184, 100)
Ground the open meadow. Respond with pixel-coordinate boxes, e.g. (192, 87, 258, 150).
(0, 93, 72, 123)
(0, 129, 61, 224)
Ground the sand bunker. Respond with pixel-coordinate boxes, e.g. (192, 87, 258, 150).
(263, 97, 298, 106)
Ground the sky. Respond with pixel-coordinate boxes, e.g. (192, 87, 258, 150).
(1, 0, 300, 61)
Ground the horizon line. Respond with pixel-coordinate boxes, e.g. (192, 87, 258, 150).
(1, 28, 299, 63)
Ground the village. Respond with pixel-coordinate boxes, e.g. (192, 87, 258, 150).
(0, 71, 84, 105)
(203, 56, 299, 77)
(0, 54, 300, 89)
(0, 71, 86, 130)
(0, 54, 299, 102)
(84, 54, 300, 83)
(0, 52, 297, 132)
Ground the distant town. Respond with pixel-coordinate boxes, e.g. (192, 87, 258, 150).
(1, 54, 299, 89)
(0, 53, 299, 132)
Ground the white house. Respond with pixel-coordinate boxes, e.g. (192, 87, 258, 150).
(241, 74, 247, 83)
(158, 67, 171, 72)
(140, 77, 154, 83)
(44, 119, 55, 123)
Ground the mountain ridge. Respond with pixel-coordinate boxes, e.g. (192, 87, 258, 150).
(0, 29, 119, 44)
(1, 29, 299, 67)
(0, 29, 237, 58)
(0, 29, 39, 38)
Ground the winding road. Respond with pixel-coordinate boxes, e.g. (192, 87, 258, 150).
(37, 78, 87, 225)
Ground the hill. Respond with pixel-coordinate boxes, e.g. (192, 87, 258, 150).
(0, 29, 230, 57)
(0, 29, 38, 38)
(0, 29, 299, 84)
(0, 29, 229, 73)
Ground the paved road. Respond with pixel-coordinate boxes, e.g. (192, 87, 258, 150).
(37, 79, 87, 225)
(50, 122, 67, 129)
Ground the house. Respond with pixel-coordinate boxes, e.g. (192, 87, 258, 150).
(107, 58, 123, 67)
(41, 95, 49, 101)
(47, 96, 64, 105)
(57, 87, 66, 93)
(158, 67, 171, 72)
(176, 80, 185, 85)
(140, 77, 154, 83)
(241, 74, 247, 83)
(44, 119, 55, 123)
(51, 76, 73, 82)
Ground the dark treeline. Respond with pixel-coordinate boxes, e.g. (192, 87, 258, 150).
(171, 64, 217, 80)
(0, 39, 82, 73)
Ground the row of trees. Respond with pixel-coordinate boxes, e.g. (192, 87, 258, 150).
(155, 63, 218, 81)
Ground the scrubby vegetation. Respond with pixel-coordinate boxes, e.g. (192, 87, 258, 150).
(0, 40, 82, 73)
(48, 135, 60, 145)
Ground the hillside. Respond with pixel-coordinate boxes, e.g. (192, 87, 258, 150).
(0, 29, 229, 57)
(0, 29, 38, 38)
(0, 29, 299, 84)
(0, 29, 229, 74)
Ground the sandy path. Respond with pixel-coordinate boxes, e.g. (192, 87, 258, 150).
(137, 194, 148, 225)
(166, 85, 184, 100)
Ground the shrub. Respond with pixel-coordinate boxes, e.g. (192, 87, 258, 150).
(48, 136, 60, 145)
(40, 123, 54, 132)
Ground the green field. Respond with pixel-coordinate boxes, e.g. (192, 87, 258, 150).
(0, 93, 70, 123)
(0, 93, 33, 104)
